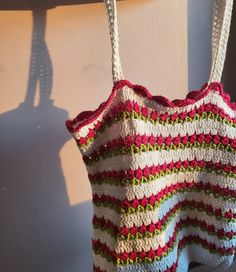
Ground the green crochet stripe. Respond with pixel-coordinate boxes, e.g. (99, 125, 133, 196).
(84, 141, 236, 166)
(93, 234, 233, 267)
(93, 189, 235, 222)
(90, 167, 236, 187)
(79, 110, 236, 148)
(94, 183, 236, 206)
(126, 110, 236, 127)
(93, 207, 235, 241)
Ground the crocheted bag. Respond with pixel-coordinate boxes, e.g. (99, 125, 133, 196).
(65, 0, 236, 271)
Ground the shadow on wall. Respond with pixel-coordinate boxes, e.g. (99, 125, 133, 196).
(0, 5, 93, 272)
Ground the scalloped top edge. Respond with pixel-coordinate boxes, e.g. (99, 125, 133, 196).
(65, 79, 236, 133)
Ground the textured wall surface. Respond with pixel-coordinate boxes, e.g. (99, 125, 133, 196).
(2, 1, 217, 271)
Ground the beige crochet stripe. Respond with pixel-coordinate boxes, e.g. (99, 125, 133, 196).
(86, 147, 236, 174)
(91, 171, 236, 201)
(93, 216, 235, 254)
(93, 204, 236, 233)
(93, 193, 236, 229)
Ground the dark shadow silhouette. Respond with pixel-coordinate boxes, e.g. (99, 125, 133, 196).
(0, 0, 103, 10)
(0, 7, 92, 272)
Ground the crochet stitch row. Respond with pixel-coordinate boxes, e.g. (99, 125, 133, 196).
(92, 189, 235, 219)
(74, 101, 236, 147)
(83, 133, 236, 165)
(92, 232, 234, 266)
(92, 211, 236, 241)
(65, 80, 236, 139)
(89, 161, 236, 186)
(93, 259, 179, 272)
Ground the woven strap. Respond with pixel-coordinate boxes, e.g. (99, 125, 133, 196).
(103, 0, 234, 85)
(103, 0, 124, 84)
(208, 0, 234, 83)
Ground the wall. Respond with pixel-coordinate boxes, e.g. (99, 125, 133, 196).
(188, 0, 213, 90)
(1, 0, 214, 271)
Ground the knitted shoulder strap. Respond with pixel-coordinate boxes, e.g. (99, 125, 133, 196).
(103, 0, 124, 84)
(103, 0, 234, 85)
(208, 0, 234, 83)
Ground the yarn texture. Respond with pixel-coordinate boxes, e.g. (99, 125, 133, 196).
(65, 80, 236, 272)
(65, 1, 236, 271)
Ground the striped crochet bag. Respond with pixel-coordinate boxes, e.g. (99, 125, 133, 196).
(65, 0, 236, 271)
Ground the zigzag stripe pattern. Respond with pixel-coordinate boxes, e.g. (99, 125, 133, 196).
(65, 80, 236, 271)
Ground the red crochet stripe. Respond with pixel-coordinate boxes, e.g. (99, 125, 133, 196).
(65, 80, 236, 133)
(89, 159, 236, 185)
(92, 180, 236, 210)
(76, 101, 236, 145)
(75, 101, 236, 146)
(83, 132, 236, 163)
(93, 212, 236, 240)
(92, 187, 236, 219)
(92, 231, 235, 264)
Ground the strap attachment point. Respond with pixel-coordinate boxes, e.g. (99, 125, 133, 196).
(104, 0, 124, 84)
